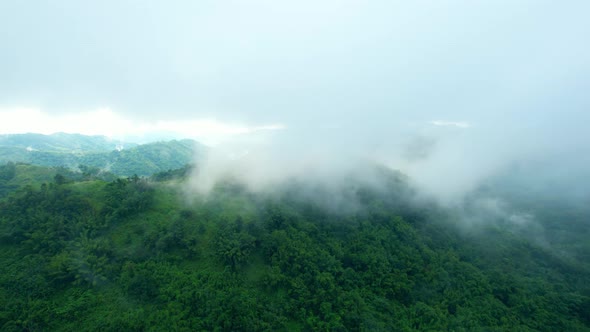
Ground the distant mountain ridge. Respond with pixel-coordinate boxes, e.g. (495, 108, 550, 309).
(0, 132, 135, 153)
(0, 133, 204, 176)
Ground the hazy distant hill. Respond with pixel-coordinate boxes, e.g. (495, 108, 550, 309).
(0, 133, 204, 176)
(78, 139, 202, 176)
(0, 133, 135, 152)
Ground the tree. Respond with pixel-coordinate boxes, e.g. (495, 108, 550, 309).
(54, 173, 67, 185)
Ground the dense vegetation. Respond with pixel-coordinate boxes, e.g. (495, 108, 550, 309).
(0, 133, 202, 176)
(0, 163, 589, 331)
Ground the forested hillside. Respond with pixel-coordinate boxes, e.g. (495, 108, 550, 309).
(0, 133, 134, 153)
(1, 164, 588, 331)
(0, 134, 203, 176)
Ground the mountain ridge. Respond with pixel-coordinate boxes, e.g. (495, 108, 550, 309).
(0, 132, 135, 153)
(0, 133, 204, 176)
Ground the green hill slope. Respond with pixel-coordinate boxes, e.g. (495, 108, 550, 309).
(0, 167, 588, 331)
(77, 139, 201, 176)
(0, 162, 117, 199)
(0, 133, 203, 176)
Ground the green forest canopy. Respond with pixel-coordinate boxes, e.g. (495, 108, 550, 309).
(0, 163, 589, 331)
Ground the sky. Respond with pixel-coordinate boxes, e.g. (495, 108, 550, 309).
(1, 0, 589, 199)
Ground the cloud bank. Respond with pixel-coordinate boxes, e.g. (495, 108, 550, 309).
(0, 1, 588, 204)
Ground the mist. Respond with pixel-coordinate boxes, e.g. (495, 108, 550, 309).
(2, 2, 590, 330)
(1, 1, 589, 208)
(188, 111, 590, 210)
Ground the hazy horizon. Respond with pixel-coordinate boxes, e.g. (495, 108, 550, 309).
(1, 1, 589, 202)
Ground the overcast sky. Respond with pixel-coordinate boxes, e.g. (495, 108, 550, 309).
(1, 1, 589, 198)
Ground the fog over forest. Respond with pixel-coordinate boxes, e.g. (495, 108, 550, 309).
(1, 2, 590, 330)
(2, 1, 589, 208)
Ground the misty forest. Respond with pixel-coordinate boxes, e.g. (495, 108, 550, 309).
(2, 1, 590, 331)
(0, 135, 589, 331)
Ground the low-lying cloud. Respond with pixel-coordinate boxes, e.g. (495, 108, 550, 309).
(187, 112, 589, 211)
(0, 1, 588, 210)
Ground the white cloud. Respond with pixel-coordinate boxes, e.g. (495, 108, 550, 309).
(0, 107, 284, 145)
(430, 120, 471, 128)
(0, 107, 127, 137)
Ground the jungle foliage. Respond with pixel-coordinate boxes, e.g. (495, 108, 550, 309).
(0, 164, 589, 331)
